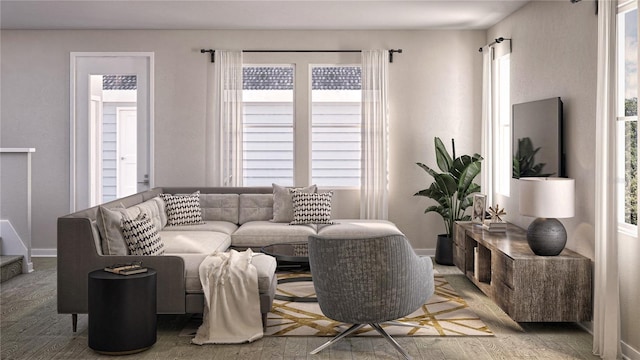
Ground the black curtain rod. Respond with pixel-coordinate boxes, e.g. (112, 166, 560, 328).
(478, 37, 511, 53)
(200, 49, 403, 63)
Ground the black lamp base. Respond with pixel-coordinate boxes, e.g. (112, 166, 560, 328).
(526, 218, 567, 256)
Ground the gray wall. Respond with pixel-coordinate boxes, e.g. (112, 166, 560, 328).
(489, 0, 640, 353)
(0, 29, 484, 254)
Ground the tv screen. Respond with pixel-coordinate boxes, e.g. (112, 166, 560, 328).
(512, 97, 564, 179)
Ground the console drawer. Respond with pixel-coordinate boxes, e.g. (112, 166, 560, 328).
(493, 252, 514, 288)
(492, 279, 514, 316)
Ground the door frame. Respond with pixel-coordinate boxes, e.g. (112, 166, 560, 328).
(69, 52, 155, 212)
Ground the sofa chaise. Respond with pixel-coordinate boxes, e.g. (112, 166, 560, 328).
(57, 186, 404, 332)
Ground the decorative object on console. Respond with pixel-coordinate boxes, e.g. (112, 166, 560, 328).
(519, 177, 575, 256)
(487, 204, 506, 222)
(482, 220, 507, 233)
(472, 194, 486, 224)
(414, 137, 483, 265)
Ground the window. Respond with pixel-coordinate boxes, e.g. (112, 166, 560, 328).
(495, 54, 511, 196)
(311, 66, 362, 187)
(241, 64, 362, 188)
(616, 3, 638, 229)
(242, 66, 294, 186)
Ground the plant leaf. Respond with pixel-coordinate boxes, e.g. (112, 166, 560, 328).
(416, 162, 438, 178)
(456, 160, 482, 200)
(435, 137, 453, 172)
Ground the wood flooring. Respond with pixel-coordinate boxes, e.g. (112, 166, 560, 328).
(0, 258, 599, 359)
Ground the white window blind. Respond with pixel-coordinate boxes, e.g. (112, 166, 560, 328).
(311, 65, 362, 187)
(242, 66, 294, 186)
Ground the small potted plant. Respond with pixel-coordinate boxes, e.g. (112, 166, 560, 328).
(414, 137, 483, 265)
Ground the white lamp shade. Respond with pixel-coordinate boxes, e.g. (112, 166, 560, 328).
(519, 177, 575, 218)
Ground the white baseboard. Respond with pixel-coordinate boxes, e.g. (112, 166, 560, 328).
(31, 248, 57, 257)
(623, 340, 640, 360)
(414, 248, 435, 257)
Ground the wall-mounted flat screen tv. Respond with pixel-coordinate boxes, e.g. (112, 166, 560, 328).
(512, 97, 564, 179)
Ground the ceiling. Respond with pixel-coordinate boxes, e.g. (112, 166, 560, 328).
(0, 0, 532, 31)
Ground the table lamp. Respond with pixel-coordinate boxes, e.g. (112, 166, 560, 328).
(519, 177, 575, 256)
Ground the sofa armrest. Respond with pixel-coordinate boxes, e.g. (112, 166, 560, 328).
(57, 217, 187, 315)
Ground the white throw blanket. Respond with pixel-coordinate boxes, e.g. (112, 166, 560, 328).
(192, 249, 263, 345)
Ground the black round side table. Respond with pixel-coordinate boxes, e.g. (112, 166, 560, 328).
(88, 268, 157, 355)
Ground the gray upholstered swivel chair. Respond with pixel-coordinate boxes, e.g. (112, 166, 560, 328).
(307, 234, 435, 360)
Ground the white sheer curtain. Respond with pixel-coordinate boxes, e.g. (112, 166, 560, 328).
(205, 50, 243, 187)
(480, 46, 493, 207)
(593, 1, 621, 358)
(360, 50, 389, 220)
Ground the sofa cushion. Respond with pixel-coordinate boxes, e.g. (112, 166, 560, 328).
(181, 254, 209, 294)
(238, 194, 273, 224)
(200, 194, 239, 223)
(160, 231, 230, 254)
(160, 192, 205, 226)
(121, 214, 165, 256)
(162, 221, 238, 235)
(316, 219, 404, 238)
(96, 204, 141, 255)
(290, 191, 334, 225)
(180, 252, 277, 295)
(250, 253, 277, 294)
(231, 221, 317, 247)
(90, 220, 103, 256)
(272, 183, 317, 223)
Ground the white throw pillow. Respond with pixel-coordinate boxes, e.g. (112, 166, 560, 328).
(272, 183, 317, 223)
(96, 204, 135, 255)
(160, 191, 205, 226)
(290, 191, 334, 225)
(121, 213, 165, 256)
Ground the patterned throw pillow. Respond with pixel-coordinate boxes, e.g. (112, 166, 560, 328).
(121, 214, 165, 256)
(160, 191, 205, 226)
(290, 191, 334, 225)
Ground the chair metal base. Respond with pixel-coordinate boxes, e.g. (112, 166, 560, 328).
(309, 323, 411, 360)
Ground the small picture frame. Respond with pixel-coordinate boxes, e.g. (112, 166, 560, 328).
(472, 194, 487, 224)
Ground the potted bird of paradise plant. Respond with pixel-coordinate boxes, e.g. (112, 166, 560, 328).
(414, 137, 483, 265)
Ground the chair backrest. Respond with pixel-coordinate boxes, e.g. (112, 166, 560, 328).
(308, 234, 435, 324)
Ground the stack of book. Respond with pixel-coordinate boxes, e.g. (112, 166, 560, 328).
(482, 220, 507, 233)
(104, 263, 148, 275)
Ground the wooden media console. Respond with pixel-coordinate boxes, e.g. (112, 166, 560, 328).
(453, 222, 592, 322)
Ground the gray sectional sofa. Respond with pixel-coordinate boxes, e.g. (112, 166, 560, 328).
(57, 186, 404, 332)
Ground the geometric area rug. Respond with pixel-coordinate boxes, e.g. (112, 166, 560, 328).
(264, 273, 493, 337)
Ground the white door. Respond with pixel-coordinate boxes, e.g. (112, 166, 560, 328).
(71, 53, 154, 210)
(117, 107, 138, 197)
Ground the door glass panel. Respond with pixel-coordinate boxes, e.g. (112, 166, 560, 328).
(89, 74, 138, 204)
